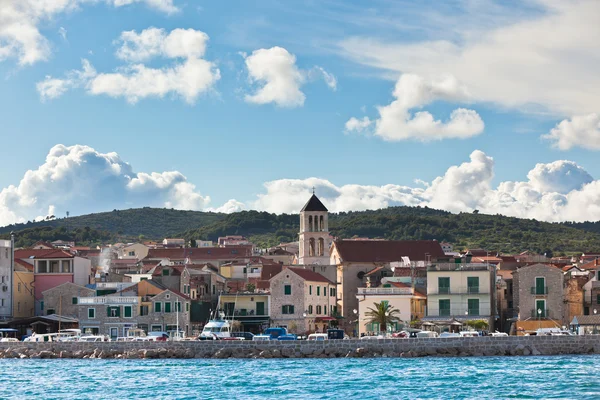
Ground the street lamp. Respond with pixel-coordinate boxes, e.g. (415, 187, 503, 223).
(537, 308, 542, 331)
(593, 310, 598, 334)
(353, 309, 358, 337)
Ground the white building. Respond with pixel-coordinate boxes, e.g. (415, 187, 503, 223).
(0, 239, 12, 319)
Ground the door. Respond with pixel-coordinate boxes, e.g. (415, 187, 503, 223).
(109, 327, 118, 340)
(256, 302, 265, 316)
(536, 300, 546, 318)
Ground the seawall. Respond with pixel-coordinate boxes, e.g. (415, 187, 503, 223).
(1, 336, 599, 359)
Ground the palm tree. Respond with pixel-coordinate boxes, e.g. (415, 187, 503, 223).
(365, 302, 402, 333)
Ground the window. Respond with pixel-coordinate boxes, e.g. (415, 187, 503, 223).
(17, 302, 21, 312)
(316, 305, 322, 314)
(439, 299, 450, 316)
(468, 299, 479, 316)
(317, 286, 320, 296)
(37, 260, 48, 273)
(597, 294, 600, 305)
(41, 301, 44, 311)
(140, 305, 149, 316)
(128, 251, 135, 257)
(154, 302, 162, 313)
(535, 277, 547, 295)
(212, 286, 216, 295)
(309, 285, 312, 295)
(323, 286, 326, 297)
(162, 268, 170, 276)
(330, 287, 336, 297)
(165, 302, 172, 313)
(18, 283, 21, 292)
(124, 305, 132, 318)
(535, 299, 547, 318)
(176, 301, 181, 312)
(438, 277, 450, 294)
(47, 309, 55, 315)
(467, 277, 479, 294)
(0, 299, 4, 307)
(72, 297, 78, 305)
(61, 260, 71, 273)
(308, 305, 313, 314)
(282, 305, 295, 314)
(107, 306, 120, 317)
(88, 308, 95, 319)
(284, 285, 292, 295)
(186, 303, 189, 312)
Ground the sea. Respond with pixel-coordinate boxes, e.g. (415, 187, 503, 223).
(1, 356, 598, 399)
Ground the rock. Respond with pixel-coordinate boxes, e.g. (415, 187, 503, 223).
(271, 349, 281, 358)
(38, 350, 56, 359)
(531, 347, 541, 356)
(312, 348, 324, 356)
(523, 348, 531, 356)
(258, 350, 272, 359)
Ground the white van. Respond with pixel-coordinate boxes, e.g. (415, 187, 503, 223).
(416, 331, 439, 338)
(307, 333, 328, 341)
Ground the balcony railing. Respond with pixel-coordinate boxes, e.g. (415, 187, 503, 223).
(96, 282, 136, 290)
(357, 287, 413, 295)
(428, 263, 492, 271)
(231, 309, 268, 317)
(433, 287, 488, 295)
(530, 287, 549, 295)
(531, 308, 550, 318)
(78, 296, 139, 305)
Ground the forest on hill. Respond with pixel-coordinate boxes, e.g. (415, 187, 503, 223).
(2, 206, 600, 254)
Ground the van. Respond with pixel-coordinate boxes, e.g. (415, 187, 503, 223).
(416, 331, 439, 338)
(307, 333, 328, 341)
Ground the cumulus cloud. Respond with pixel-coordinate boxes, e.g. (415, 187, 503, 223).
(346, 74, 484, 141)
(0, 0, 178, 66)
(249, 150, 600, 222)
(0, 144, 211, 226)
(207, 199, 246, 214)
(542, 114, 600, 151)
(37, 27, 220, 104)
(243, 46, 336, 107)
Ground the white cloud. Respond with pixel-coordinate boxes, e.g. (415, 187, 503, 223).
(207, 199, 246, 213)
(346, 73, 484, 141)
(243, 47, 336, 107)
(250, 150, 600, 222)
(542, 113, 600, 151)
(37, 28, 220, 104)
(0, 144, 210, 227)
(58, 27, 67, 41)
(0, 0, 179, 66)
(338, 1, 600, 149)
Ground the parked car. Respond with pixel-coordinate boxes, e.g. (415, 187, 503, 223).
(253, 327, 296, 341)
(230, 332, 255, 341)
(307, 333, 328, 341)
(360, 335, 384, 340)
(489, 331, 508, 337)
(147, 332, 169, 341)
(440, 332, 461, 338)
(416, 331, 439, 338)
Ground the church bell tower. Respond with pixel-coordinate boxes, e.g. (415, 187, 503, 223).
(298, 191, 330, 265)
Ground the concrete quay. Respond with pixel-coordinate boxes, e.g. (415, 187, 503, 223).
(1, 335, 599, 359)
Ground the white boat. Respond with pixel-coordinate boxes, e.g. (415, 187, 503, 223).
(57, 329, 82, 342)
(200, 319, 232, 340)
(79, 335, 110, 342)
(24, 333, 58, 342)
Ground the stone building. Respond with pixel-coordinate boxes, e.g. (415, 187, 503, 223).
(0, 239, 12, 320)
(76, 286, 191, 339)
(298, 194, 333, 266)
(513, 263, 564, 324)
(42, 282, 95, 318)
(270, 267, 336, 334)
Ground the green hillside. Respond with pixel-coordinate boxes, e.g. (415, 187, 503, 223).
(2, 206, 600, 254)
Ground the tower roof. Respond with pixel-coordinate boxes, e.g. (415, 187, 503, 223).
(300, 194, 328, 212)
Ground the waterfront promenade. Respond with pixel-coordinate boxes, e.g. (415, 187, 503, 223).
(1, 335, 599, 359)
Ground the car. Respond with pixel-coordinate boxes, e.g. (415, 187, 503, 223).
(230, 331, 255, 341)
(307, 333, 328, 341)
(147, 332, 170, 341)
(360, 335, 384, 340)
(440, 332, 461, 338)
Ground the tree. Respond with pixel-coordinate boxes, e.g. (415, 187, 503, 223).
(365, 302, 402, 333)
(189, 239, 197, 248)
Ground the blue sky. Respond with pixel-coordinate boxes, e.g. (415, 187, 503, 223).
(0, 0, 599, 225)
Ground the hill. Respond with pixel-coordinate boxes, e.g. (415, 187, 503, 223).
(2, 206, 600, 254)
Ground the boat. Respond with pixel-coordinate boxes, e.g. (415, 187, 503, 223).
(0, 328, 20, 342)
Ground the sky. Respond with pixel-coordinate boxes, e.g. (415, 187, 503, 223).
(0, 0, 599, 226)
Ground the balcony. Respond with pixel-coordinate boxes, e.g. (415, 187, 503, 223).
(78, 296, 139, 305)
(531, 309, 550, 318)
(530, 287, 549, 295)
(357, 287, 413, 296)
(432, 287, 488, 295)
(96, 282, 136, 291)
(232, 309, 268, 317)
(428, 263, 491, 272)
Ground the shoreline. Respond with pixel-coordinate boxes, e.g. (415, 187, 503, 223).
(1, 336, 599, 359)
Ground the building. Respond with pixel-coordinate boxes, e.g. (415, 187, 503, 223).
(144, 246, 253, 267)
(270, 267, 337, 334)
(162, 238, 185, 248)
(219, 291, 271, 333)
(513, 263, 564, 324)
(330, 239, 447, 332)
(440, 242, 453, 254)
(424, 262, 496, 329)
(218, 236, 251, 247)
(298, 194, 333, 266)
(42, 282, 95, 318)
(14, 249, 92, 315)
(13, 259, 34, 318)
(355, 281, 426, 336)
(76, 284, 191, 338)
(117, 243, 149, 260)
(0, 239, 12, 319)
(195, 240, 213, 248)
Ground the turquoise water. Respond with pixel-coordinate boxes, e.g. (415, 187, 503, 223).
(1, 356, 598, 399)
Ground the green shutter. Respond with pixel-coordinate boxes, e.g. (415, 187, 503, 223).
(116, 306, 121, 317)
(438, 277, 450, 294)
(597, 294, 600, 305)
(309, 285, 312, 295)
(282, 305, 286, 314)
(165, 302, 172, 313)
(467, 277, 479, 293)
(439, 299, 450, 316)
(107, 306, 110, 316)
(468, 299, 479, 316)
(317, 286, 320, 296)
(163, 269, 169, 276)
(124, 306, 132, 318)
(186, 303, 189, 312)
(88, 308, 94, 318)
(536, 277, 545, 295)
(323, 286, 326, 297)
(155, 302, 161, 313)
(290, 305, 294, 314)
(284, 285, 291, 295)
(72, 297, 78, 304)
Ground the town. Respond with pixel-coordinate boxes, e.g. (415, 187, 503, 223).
(0, 193, 598, 342)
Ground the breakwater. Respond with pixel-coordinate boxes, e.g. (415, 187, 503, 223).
(1, 335, 599, 359)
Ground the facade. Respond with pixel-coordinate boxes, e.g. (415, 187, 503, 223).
(77, 288, 191, 338)
(0, 239, 12, 319)
(13, 260, 34, 318)
(219, 292, 271, 333)
(298, 194, 332, 265)
(162, 238, 185, 248)
(330, 239, 447, 332)
(513, 263, 565, 324)
(356, 282, 426, 336)
(270, 267, 337, 334)
(117, 243, 149, 260)
(42, 282, 95, 318)
(425, 263, 496, 328)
